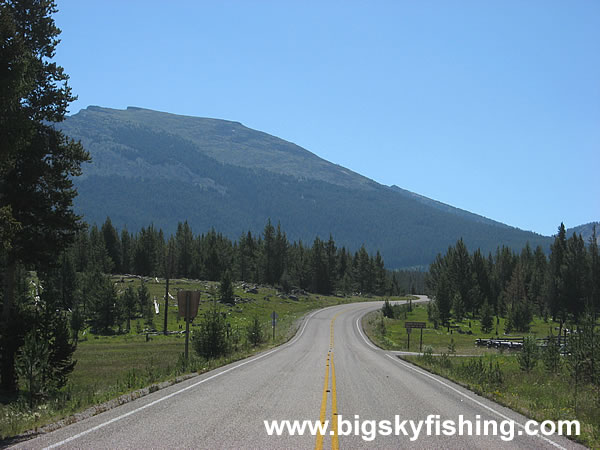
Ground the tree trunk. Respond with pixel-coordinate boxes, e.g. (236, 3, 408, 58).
(1, 261, 18, 393)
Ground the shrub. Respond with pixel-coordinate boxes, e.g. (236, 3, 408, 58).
(246, 317, 264, 347)
(517, 335, 539, 372)
(192, 304, 230, 358)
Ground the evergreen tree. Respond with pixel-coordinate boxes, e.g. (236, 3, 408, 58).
(273, 223, 288, 284)
(373, 251, 387, 296)
(452, 292, 465, 322)
(121, 286, 137, 332)
(311, 237, 330, 294)
(89, 224, 113, 273)
(261, 219, 277, 285)
(120, 228, 133, 274)
(89, 274, 117, 334)
(543, 334, 561, 373)
(37, 267, 77, 389)
(517, 336, 539, 372)
(101, 217, 121, 273)
(529, 245, 547, 317)
(449, 239, 473, 317)
(480, 300, 494, 334)
(471, 249, 490, 315)
(504, 264, 533, 332)
(192, 303, 229, 358)
(134, 225, 161, 276)
(45, 312, 76, 390)
(137, 282, 153, 329)
(382, 299, 395, 318)
(546, 223, 568, 322)
(175, 221, 194, 278)
(435, 273, 452, 325)
(355, 245, 373, 294)
(564, 233, 588, 320)
(1, 0, 90, 392)
(15, 331, 50, 407)
(246, 316, 264, 347)
(219, 270, 235, 305)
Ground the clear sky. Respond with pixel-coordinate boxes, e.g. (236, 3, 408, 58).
(54, 0, 599, 237)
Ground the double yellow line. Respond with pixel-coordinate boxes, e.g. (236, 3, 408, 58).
(315, 313, 340, 450)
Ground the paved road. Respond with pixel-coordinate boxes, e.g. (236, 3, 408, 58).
(13, 296, 582, 449)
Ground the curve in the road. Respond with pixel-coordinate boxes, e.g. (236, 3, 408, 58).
(11, 297, 582, 449)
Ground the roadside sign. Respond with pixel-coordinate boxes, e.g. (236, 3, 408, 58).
(405, 321, 426, 353)
(177, 291, 201, 319)
(177, 290, 201, 360)
(271, 311, 278, 341)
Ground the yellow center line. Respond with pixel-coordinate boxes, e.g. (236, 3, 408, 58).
(315, 351, 330, 450)
(331, 351, 339, 450)
(316, 312, 341, 450)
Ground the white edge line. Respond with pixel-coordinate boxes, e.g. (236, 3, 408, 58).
(44, 308, 322, 449)
(354, 311, 566, 449)
(355, 317, 378, 350)
(384, 355, 566, 449)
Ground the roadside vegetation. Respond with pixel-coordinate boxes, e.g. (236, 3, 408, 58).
(1, 273, 413, 440)
(363, 222, 600, 447)
(364, 305, 600, 447)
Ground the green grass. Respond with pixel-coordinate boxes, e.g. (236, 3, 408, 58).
(401, 354, 600, 448)
(1, 278, 409, 440)
(363, 303, 567, 355)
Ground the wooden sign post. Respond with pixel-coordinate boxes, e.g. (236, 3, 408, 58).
(405, 321, 426, 352)
(178, 291, 201, 359)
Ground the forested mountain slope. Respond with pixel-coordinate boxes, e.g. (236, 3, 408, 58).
(60, 106, 551, 268)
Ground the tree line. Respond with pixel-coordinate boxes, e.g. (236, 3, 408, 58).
(426, 223, 599, 332)
(76, 217, 420, 298)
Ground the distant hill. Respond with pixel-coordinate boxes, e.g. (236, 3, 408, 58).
(59, 106, 551, 268)
(567, 222, 599, 245)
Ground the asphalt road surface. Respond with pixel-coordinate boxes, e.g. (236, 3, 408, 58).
(12, 296, 583, 449)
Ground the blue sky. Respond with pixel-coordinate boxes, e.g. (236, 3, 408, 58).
(54, 1, 599, 236)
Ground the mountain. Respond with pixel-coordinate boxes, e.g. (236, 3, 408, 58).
(567, 222, 599, 245)
(59, 106, 551, 268)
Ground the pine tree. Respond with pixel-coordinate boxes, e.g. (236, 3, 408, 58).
(382, 299, 395, 319)
(121, 286, 137, 332)
(101, 217, 121, 273)
(1, 0, 90, 393)
(546, 223, 568, 322)
(517, 335, 539, 372)
(246, 316, 264, 347)
(261, 219, 277, 285)
(219, 270, 235, 305)
(89, 274, 117, 334)
(480, 300, 494, 334)
(435, 273, 452, 325)
(452, 292, 465, 322)
(15, 332, 50, 408)
(175, 221, 194, 278)
(137, 282, 153, 329)
(504, 264, 533, 332)
(120, 228, 133, 274)
(449, 239, 472, 317)
(311, 237, 329, 294)
(192, 303, 230, 358)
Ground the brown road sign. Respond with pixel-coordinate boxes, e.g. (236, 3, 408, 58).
(177, 290, 201, 319)
(405, 321, 426, 329)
